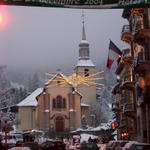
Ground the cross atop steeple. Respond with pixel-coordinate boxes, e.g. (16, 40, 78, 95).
(82, 10, 86, 40)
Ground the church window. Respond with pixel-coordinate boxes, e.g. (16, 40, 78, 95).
(84, 69, 89, 77)
(53, 99, 56, 108)
(57, 96, 62, 108)
(53, 96, 66, 109)
(63, 98, 66, 108)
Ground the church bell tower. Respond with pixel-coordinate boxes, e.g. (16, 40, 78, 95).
(74, 12, 97, 106)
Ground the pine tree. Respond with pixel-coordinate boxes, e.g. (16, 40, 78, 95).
(28, 73, 40, 92)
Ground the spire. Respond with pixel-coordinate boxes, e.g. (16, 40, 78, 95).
(75, 11, 95, 68)
(82, 10, 86, 40)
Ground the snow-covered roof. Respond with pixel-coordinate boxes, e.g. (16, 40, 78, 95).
(81, 103, 90, 107)
(72, 121, 113, 133)
(17, 88, 43, 107)
(79, 40, 89, 45)
(76, 59, 95, 67)
(91, 123, 111, 131)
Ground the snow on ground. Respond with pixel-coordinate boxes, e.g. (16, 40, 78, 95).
(80, 134, 98, 143)
(73, 122, 112, 133)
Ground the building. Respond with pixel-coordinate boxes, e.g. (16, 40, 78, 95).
(74, 17, 98, 126)
(112, 8, 150, 143)
(17, 88, 43, 131)
(17, 18, 99, 133)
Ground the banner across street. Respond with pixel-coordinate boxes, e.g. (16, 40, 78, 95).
(0, 0, 149, 8)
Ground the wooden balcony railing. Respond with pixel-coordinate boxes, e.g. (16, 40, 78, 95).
(123, 103, 135, 113)
(121, 25, 131, 43)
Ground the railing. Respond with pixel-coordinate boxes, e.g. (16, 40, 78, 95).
(122, 25, 130, 34)
(120, 119, 127, 127)
(112, 102, 120, 111)
(123, 103, 135, 113)
(134, 20, 143, 33)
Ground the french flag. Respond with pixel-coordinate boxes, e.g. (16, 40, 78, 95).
(106, 40, 122, 69)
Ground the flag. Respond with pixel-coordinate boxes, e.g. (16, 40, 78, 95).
(106, 40, 122, 69)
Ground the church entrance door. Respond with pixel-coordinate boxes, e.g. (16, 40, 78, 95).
(55, 116, 64, 132)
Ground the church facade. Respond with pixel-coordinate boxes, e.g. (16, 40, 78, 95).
(36, 73, 82, 132)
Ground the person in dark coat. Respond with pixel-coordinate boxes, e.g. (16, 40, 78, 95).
(0, 138, 5, 150)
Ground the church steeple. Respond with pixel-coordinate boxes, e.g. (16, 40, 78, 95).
(76, 11, 95, 67)
(82, 12, 86, 40)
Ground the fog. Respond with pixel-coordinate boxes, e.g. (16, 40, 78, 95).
(0, 6, 128, 74)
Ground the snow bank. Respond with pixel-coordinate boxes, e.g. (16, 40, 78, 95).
(80, 134, 98, 143)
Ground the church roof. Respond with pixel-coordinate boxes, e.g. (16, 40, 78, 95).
(79, 40, 89, 45)
(45, 72, 67, 86)
(76, 59, 95, 67)
(17, 88, 43, 107)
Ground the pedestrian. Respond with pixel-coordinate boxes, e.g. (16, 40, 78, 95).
(88, 137, 92, 142)
(0, 137, 5, 150)
(8, 141, 31, 150)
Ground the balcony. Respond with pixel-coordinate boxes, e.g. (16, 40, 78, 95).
(115, 61, 125, 75)
(133, 19, 150, 45)
(120, 112, 126, 120)
(121, 25, 131, 43)
(143, 86, 150, 104)
(123, 103, 135, 117)
(112, 102, 120, 112)
(134, 28, 150, 45)
(119, 119, 127, 127)
(134, 61, 150, 76)
(112, 83, 121, 95)
(132, 8, 144, 17)
(121, 81, 135, 90)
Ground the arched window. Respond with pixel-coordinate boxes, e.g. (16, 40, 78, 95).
(56, 96, 62, 108)
(53, 96, 66, 109)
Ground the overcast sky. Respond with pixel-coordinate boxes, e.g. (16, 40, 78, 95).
(0, 6, 128, 74)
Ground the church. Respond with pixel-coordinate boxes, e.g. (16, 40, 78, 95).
(17, 18, 99, 133)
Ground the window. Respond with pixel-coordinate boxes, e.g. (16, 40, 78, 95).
(63, 98, 66, 108)
(57, 96, 62, 108)
(53, 96, 66, 109)
(84, 69, 89, 77)
(53, 99, 56, 108)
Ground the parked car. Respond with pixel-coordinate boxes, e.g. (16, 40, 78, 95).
(39, 140, 66, 150)
(123, 142, 150, 150)
(114, 141, 128, 150)
(75, 143, 80, 149)
(106, 141, 116, 150)
(24, 142, 39, 150)
(97, 143, 106, 150)
(122, 141, 138, 150)
(80, 142, 99, 150)
(107, 140, 128, 150)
